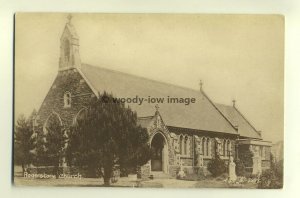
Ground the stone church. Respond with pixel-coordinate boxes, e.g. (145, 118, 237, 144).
(34, 17, 272, 178)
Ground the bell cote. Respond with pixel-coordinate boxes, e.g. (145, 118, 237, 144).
(59, 15, 81, 71)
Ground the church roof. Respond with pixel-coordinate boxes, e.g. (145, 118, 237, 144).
(80, 64, 238, 135)
(215, 104, 262, 139)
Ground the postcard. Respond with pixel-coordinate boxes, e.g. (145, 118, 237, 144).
(13, 13, 284, 188)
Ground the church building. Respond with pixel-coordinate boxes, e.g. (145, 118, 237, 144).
(34, 17, 272, 178)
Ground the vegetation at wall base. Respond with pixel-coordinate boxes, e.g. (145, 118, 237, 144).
(234, 158, 246, 176)
(258, 154, 283, 189)
(207, 154, 227, 177)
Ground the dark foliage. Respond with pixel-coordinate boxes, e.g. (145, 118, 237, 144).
(14, 112, 36, 174)
(258, 154, 283, 189)
(34, 114, 66, 178)
(234, 158, 246, 176)
(207, 154, 227, 177)
(45, 115, 66, 178)
(239, 148, 253, 170)
(67, 92, 151, 186)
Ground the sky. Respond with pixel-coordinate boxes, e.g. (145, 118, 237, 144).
(15, 13, 284, 143)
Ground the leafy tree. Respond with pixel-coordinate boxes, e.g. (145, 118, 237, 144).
(68, 92, 151, 186)
(207, 154, 227, 177)
(14, 113, 35, 175)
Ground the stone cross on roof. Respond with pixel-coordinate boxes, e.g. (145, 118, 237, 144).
(155, 104, 159, 111)
(232, 99, 236, 107)
(67, 14, 73, 24)
(199, 80, 203, 91)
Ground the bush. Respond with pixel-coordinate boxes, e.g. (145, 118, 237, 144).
(207, 155, 227, 177)
(272, 159, 283, 182)
(258, 159, 283, 189)
(258, 169, 282, 189)
(234, 159, 246, 176)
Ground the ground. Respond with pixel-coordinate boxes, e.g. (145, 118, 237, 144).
(14, 177, 257, 188)
(13, 166, 257, 188)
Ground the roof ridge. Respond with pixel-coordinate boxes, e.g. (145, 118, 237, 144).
(215, 103, 232, 108)
(82, 63, 201, 94)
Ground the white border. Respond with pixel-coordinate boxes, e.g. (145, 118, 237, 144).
(1, 0, 299, 198)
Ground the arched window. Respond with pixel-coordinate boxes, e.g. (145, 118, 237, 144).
(227, 140, 231, 157)
(64, 39, 70, 61)
(43, 112, 63, 135)
(206, 138, 210, 156)
(73, 108, 88, 126)
(179, 135, 183, 154)
(184, 136, 188, 155)
(64, 92, 71, 108)
(202, 137, 206, 156)
(220, 139, 224, 156)
(224, 140, 228, 157)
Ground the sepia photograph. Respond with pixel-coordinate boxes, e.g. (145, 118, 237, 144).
(13, 13, 284, 188)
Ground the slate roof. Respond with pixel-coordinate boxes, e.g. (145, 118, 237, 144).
(215, 104, 262, 139)
(80, 64, 238, 135)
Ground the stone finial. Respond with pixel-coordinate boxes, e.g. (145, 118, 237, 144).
(232, 99, 236, 107)
(155, 104, 159, 112)
(67, 14, 73, 24)
(199, 80, 203, 91)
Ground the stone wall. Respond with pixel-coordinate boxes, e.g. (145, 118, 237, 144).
(37, 69, 94, 128)
(169, 165, 179, 177)
(139, 164, 150, 179)
(181, 157, 193, 166)
(264, 146, 271, 161)
(262, 160, 271, 169)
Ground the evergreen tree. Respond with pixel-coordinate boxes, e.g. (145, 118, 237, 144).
(33, 124, 47, 167)
(14, 113, 35, 175)
(43, 114, 66, 178)
(68, 92, 151, 186)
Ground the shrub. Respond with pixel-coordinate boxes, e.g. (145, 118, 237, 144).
(207, 155, 227, 177)
(238, 147, 253, 168)
(234, 159, 246, 176)
(258, 169, 282, 189)
(258, 159, 283, 189)
(272, 159, 283, 182)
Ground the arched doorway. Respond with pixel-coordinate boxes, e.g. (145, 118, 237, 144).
(151, 132, 168, 173)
